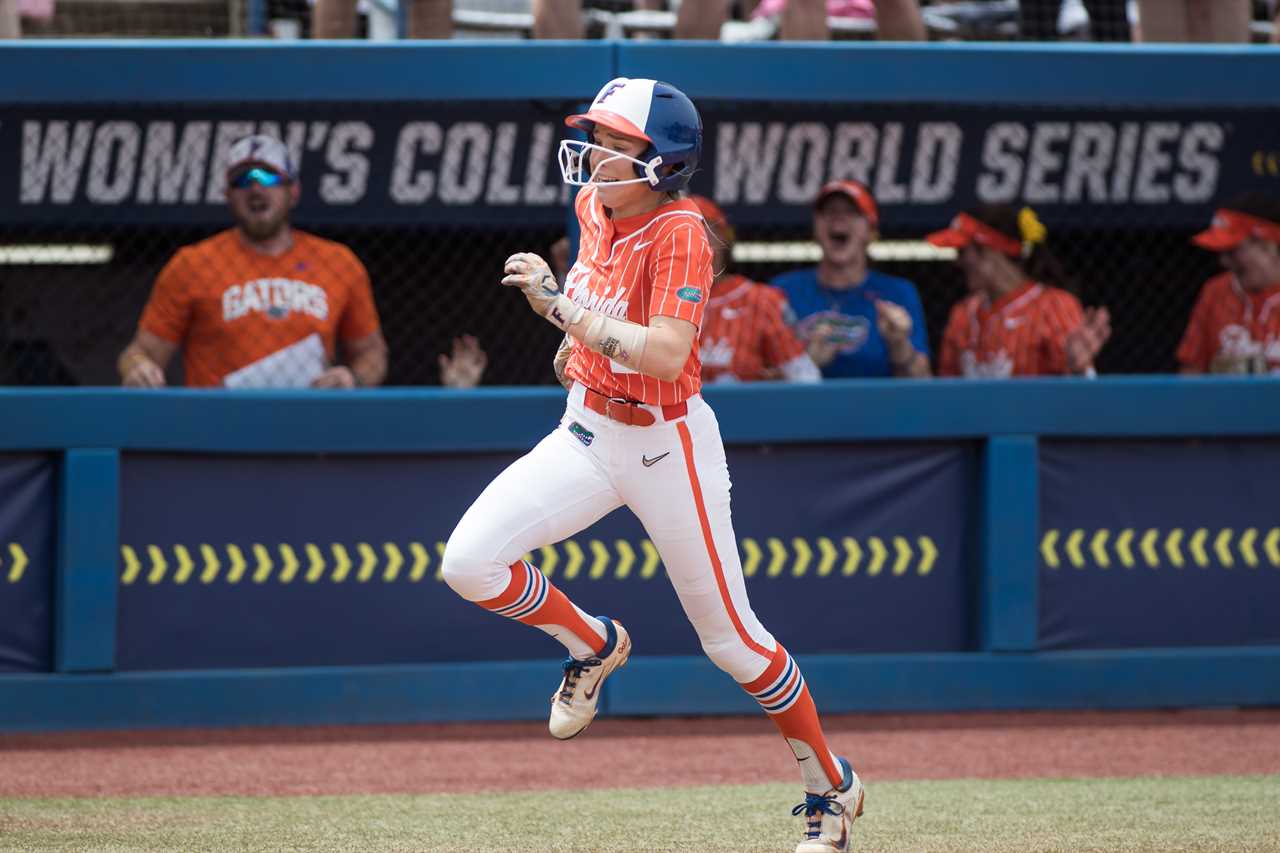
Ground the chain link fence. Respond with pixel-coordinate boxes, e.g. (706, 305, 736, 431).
(0, 222, 570, 387)
(0, 198, 1227, 386)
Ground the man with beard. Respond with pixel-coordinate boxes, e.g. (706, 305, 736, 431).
(117, 134, 388, 389)
(771, 180, 931, 378)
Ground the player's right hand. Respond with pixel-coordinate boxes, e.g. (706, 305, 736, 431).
(122, 358, 166, 388)
(503, 252, 584, 332)
(502, 252, 560, 314)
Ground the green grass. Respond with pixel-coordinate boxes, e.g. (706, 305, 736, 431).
(1, 775, 1278, 852)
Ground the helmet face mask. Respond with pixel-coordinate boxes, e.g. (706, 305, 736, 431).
(557, 139, 664, 188)
(561, 77, 702, 194)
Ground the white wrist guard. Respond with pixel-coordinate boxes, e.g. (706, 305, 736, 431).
(583, 312, 649, 372)
(545, 294, 585, 332)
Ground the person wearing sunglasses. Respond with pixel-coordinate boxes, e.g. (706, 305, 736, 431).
(117, 133, 389, 389)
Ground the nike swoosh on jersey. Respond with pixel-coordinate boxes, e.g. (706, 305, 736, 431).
(642, 452, 670, 467)
(633, 241, 654, 251)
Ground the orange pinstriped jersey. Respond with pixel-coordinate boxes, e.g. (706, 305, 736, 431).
(1176, 272, 1280, 373)
(700, 274, 807, 383)
(562, 187, 712, 405)
(939, 281, 1084, 378)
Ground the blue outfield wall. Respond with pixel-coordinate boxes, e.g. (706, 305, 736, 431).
(1, 378, 1280, 731)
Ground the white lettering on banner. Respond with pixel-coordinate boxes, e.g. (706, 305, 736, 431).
(321, 121, 373, 204)
(486, 122, 521, 204)
(1024, 122, 1070, 204)
(13, 117, 1230, 213)
(1134, 122, 1179, 203)
(715, 122, 787, 204)
(873, 122, 908, 203)
(138, 122, 211, 204)
(1175, 123, 1222, 203)
(21, 120, 93, 203)
(524, 123, 562, 205)
(389, 120, 564, 206)
(974, 120, 1226, 207)
(1111, 123, 1140, 203)
(86, 121, 140, 204)
(440, 122, 490, 204)
(222, 278, 329, 322)
(205, 121, 256, 203)
(255, 120, 311, 176)
(911, 123, 961, 203)
(717, 121, 962, 206)
(391, 122, 443, 204)
(828, 123, 877, 186)
(977, 122, 1026, 203)
(777, 123, 829, 204)
(1063, 122, 1113, 203)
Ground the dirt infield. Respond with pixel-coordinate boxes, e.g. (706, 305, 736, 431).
(2, 709, 1278, 798)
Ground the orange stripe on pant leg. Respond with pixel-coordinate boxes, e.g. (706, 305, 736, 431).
(676, 421, 772, 661)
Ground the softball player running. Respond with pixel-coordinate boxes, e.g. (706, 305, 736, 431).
(441, 78, 863, 852)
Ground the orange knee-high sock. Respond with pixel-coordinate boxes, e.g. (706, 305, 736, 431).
(741, 643, 845, 791)
(475, 560, 607, 658)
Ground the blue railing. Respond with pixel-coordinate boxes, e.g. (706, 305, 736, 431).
(2, 379, 1279, 730)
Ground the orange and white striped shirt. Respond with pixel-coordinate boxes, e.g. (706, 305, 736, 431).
(701, 274, 807, 383)
(1176, 272, 1280, 373)
(939, 281, 1084, 378)
(562, 187, 713, 405)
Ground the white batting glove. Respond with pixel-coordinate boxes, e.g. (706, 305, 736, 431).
(502, 252, 584, 332)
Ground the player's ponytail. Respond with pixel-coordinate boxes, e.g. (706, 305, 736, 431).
(969, 203, 1074, 293)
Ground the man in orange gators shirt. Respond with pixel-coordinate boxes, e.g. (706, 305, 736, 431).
(1178, 193, 1280, 375)
(117, 134, 388, 389)
(690, 196, 820, 384)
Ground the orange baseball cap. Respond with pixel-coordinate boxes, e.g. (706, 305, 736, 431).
(1192, 208, 1280, 252)
(814, 180, 878, 228)
(926, 212, 1022, 258)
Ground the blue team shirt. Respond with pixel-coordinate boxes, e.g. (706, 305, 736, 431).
(770, 268, 930, 378)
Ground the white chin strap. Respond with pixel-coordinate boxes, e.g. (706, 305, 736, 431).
(558, 139, 663, 188)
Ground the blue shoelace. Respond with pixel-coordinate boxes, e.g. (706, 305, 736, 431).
(792, 792, 845, 839)
(558, 656, 602, 702)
